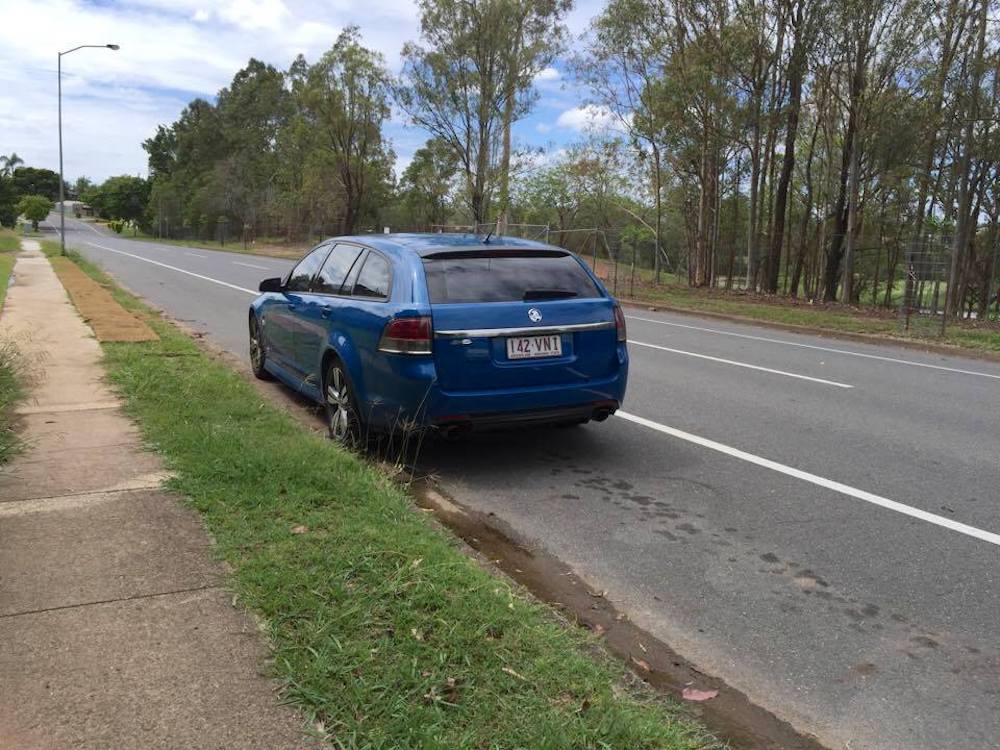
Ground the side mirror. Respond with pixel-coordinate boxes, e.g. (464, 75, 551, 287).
(259, 277, 283, 293)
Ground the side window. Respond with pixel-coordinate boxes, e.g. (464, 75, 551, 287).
(285, 244, 331, 292)
(312, 243, 363, 295)
(352, 253, 391, 300)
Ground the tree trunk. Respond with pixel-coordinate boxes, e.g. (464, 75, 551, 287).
(824, 49, 866, 301)
(745, 89, 763, 289)
(842, 121, 862, 304)
(766, 0, 807, 294)
(946, 0, 989, 320)
(790, 109, 821, 297)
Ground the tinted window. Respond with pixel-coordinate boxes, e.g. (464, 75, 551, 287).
(285, 244, 331, 292)
(312, 243, 363, 294)
(353, 253, 391, 299)
(423, 253, 600, 303)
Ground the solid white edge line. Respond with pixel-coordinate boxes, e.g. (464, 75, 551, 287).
(629, 339, 853, 389)
(85, 241, 257, 295)
(615, 410, 1000, 547)
(626, 315, 1000, 380)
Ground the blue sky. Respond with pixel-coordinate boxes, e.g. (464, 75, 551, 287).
(0, 0, 616, 183)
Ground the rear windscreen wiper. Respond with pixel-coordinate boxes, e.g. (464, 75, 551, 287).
(522, 289, 578, 301)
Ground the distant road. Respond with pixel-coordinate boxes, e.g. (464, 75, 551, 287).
(55, 215, 1000, 750)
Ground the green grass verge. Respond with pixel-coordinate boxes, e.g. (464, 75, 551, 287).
(1, 234, 16, 309)
(93, 221, 308, 259)
(59, 248, 723, 750)
(622, 283, 1000, 354)
(0, 339, 21, 465)
(0, 229, 24, 463)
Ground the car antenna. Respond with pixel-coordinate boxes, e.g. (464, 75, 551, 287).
(482, 219, 500, 245)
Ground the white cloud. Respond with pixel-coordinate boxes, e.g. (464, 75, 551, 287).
(534, 66, 560, 83)
(217, 0, 290, 30)
(555, 105, 618, 133)
(0, 0, 601, 182)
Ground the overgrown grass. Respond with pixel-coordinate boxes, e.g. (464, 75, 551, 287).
(0, 234, 16, 309)
(61, 248, 723, 750)
(0, 229, 23, 463)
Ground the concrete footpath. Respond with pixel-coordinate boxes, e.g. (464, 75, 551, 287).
(0, 241, 318, 749)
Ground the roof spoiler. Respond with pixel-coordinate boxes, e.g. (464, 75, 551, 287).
(422, 248, 569, 260)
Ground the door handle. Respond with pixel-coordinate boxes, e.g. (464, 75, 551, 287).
(320, 308, 332, 319)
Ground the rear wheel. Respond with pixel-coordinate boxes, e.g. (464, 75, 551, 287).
(324, 361, 362, 447)
(249, 315, 273, 380)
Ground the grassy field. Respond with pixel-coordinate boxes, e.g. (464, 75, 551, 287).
(89, 219, 309, 259)
(595, 264, 1000, 355)
(56, 246, 723, 750)
(0, 229, 24, 463)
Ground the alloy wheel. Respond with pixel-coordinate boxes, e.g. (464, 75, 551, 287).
(249, 318, 263, 370)
(325, 364, 358, 445)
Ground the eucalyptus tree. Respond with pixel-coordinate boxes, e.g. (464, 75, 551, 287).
(763, 0, 825, 294)
(398, 138, 460, 227)
(397, 0, 567, 225)
(214, 59, 292, 230)
(821, 0, 928, 301)
(577, 0, 673, 280)
(292, 27, 394, 235)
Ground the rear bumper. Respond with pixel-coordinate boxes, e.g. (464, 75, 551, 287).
(424, 365, 627, 432)
(361, 347, 628, 432)
(432, 399, 619, 433)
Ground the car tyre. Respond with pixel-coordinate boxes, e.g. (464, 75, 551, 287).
(324, 360, 363, 447)
(249, 315, 273, 380)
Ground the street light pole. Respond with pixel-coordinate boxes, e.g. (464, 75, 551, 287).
(57, 43, 119, 255)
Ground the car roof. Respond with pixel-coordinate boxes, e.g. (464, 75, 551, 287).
(331, 232, 558, 258)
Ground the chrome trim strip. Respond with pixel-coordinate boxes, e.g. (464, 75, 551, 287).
(435, 321, 615, 338)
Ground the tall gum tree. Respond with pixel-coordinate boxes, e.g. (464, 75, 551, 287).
(397, 0, 566, 226)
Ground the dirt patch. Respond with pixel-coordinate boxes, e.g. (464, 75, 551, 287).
(49, 258, 157, 342)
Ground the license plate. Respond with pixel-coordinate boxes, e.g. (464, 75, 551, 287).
(506, 334, 562, 360)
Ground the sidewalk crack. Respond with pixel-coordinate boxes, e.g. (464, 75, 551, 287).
(0, 583, 224, 620)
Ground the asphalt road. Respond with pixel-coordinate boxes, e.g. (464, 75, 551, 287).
(54, 217, 1000, 750)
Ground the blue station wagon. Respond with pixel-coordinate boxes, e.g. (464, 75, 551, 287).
(249, 233, 629, 444)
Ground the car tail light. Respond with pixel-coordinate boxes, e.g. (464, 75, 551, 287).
(378, 316, 433, 354)
(613, 304, 627, 343)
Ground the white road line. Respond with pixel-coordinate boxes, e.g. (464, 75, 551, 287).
(85, 241, 256, 295)
(232, 261, 270, 270)
(615, 410, 1000, 547)
(628, 339, 854, 389)
(185, 252, 207, 259)
(627, 315, 1000, 380)
(81, 220, 105, 236)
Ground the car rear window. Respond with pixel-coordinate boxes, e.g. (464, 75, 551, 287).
(422, 252, 601, 304)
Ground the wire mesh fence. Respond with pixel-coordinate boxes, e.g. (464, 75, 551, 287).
(141, 212, 998, 331)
